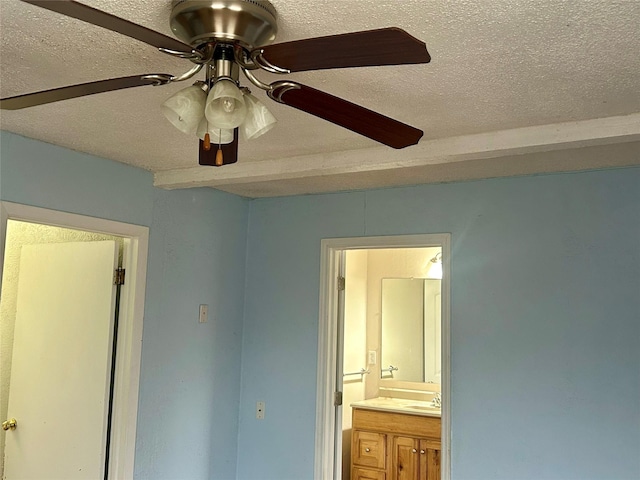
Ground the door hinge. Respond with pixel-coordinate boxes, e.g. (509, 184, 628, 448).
(334, 391, 343, 406)
(114, 267, 126, 285)
(337, 276, 345, 291)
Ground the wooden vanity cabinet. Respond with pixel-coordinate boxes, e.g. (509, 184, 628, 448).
(352, 407, 441, 480)
(391, 436, 441, 480)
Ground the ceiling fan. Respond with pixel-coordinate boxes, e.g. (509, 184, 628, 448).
(0, 0, 431, 167)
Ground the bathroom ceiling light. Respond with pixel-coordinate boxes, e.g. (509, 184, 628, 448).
(427, 252, 442, 279)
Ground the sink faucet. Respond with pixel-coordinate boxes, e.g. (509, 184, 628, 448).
(431, 392, 442, 408)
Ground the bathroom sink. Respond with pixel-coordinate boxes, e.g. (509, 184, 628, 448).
(350, 398, 441, 415)
(406, 404, 441, 412)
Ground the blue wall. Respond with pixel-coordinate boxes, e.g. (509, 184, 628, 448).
(134, 187, 248, 480)
(0, 131, 154, 226)
(3, 131, 639, 479)
(0, 131, 249, 480)
(238, 167, 640, 480)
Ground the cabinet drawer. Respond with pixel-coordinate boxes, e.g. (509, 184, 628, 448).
(352, 430, 386, 469)
(352, 466, 386, 480)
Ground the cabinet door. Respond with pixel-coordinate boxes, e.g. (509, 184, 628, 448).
(419, 439, 441, 480)
(353, 430, 386, 469)
(391, 436, 419, 480)
(353, 466, 386, 480)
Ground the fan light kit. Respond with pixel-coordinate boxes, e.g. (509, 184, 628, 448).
(0, 0, 431, 167)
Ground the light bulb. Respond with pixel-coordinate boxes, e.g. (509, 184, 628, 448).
(205, 79, 247, 129)
(222, 98, 235, 113)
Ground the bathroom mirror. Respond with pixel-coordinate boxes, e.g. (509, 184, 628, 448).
(381, 278, 441, 384)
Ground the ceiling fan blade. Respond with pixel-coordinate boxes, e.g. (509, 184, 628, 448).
(21, 0, 193, 53)
(256, 27, 430, 73)
(270, 82, 423, 149)
(199, 130, 239, 167)
(0, 75, 172, 110)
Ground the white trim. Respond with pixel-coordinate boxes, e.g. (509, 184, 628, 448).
(154, 113, 640, 189)
(0, 201, 148, 480)
(314, 234, 451, 480)
(313, 240, 340, 480)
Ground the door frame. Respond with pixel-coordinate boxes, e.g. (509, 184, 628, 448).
(314, 234, 451, 480)
(0, 201, 149, 480)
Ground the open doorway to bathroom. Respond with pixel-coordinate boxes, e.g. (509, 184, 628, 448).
(314, 234, 451, 480)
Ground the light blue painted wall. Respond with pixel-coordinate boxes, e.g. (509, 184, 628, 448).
(0, 131, 154, 226)
(3, 131, 640, 479)
(135, 187, 248, 480)
(0, 131, 249, 480)
(238, 167, 640, 480)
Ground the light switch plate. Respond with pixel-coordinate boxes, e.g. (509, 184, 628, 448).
(199, 304, 208, 323)
(368, 350, 377, 365)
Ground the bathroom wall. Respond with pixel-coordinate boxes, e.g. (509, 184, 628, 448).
(238, 165, 640, 480)
(365, 247, 440, 397)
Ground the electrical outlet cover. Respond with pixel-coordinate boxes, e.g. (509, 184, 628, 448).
(256, 401, 265, 419)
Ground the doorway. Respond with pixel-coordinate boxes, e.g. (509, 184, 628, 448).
(0, 202, 149, 479)
(314, 234, 451, 480)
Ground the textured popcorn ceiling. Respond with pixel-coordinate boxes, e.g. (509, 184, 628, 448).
(1, 0, 639, 197)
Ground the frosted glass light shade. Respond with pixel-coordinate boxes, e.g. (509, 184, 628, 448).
(161, 85, 206, 135)
(196, 118, 234, 144)
(241, 93, 277, 140)
(205, 79, 247, 129)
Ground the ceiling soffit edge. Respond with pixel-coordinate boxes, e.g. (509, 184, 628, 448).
(154, 113, 640, 190)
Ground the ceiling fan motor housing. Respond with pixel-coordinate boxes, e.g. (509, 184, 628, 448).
(170, 0, 278, 49)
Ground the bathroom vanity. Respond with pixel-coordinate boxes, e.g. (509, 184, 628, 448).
(351, 399, 441, 480)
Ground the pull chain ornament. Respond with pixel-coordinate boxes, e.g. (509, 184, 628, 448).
(216, 130, 223, 166)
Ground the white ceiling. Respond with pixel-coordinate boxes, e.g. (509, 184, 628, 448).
(1, 0, 639, 197)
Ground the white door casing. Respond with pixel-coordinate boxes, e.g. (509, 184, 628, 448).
(4, 241, 118, 479)
(0, 201, 149, 480)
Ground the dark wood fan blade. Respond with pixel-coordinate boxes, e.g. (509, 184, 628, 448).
(0, 75, 171, 110)
(271, 82, 423, 149)
(257, 27, 430, 73)
(199, 130, 239, 166)
(21, 0, 192, 52)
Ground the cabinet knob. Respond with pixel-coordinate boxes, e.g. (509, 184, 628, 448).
(412, 448, 417, 453)
(420, 449, 426, 454)
(365, 448, 370, 453)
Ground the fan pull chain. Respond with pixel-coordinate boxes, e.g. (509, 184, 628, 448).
(203, 133, 211, 151)
(215, 129, 223, 166)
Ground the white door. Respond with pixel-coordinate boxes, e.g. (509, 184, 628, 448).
(3, 241, 119, 480)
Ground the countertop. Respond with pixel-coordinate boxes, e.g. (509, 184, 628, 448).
(350, 397, 441, 417)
